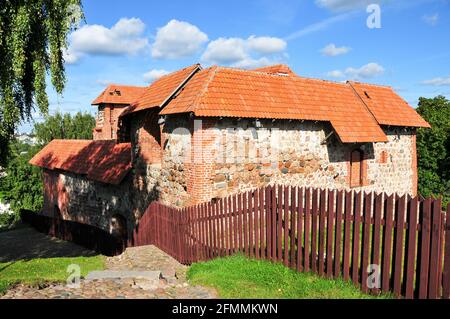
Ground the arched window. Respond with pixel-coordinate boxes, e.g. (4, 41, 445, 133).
(350, 149, 364, 188)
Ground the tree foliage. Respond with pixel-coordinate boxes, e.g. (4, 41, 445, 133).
(416, 96, 450, 206)
(0, 141, 43, 215)
(33, 111, 95, 145)
(0, 0, 83, 164)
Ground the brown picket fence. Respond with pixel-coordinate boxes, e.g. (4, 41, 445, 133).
(130, 185, 450, 299)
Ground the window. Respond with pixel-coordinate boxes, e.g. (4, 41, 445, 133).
(379, 150, 388, 164)
(350, 149, 364, 188)
(96, 109, 105, 127)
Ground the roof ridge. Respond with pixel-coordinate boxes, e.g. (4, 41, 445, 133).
(347, 80, 392, 89)
(210, 65, 293, 78)
(294, 75, 350, 86)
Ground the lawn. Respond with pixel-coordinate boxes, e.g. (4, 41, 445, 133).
(187, 255, 391, 299)
(0, 255, 105, 294)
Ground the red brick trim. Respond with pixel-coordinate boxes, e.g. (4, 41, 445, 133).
(411, 129, 418, 196)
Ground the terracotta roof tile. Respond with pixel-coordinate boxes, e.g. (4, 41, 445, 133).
(252, 64, 295, 75)
(121, 64, 201, 116)
(161, 66, 388, 143)
(92, 85, 146, 105)
(29, 140, 132, 185)
(348, 81, 430, 128)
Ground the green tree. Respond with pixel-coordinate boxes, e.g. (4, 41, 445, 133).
(0, 141, 43, 216)
(416, 96, 450, 206)
(33, 111, 95, 145)
(0, 0, 83, 164)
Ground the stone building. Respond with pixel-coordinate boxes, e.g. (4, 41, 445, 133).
(30, 63, 430, 238)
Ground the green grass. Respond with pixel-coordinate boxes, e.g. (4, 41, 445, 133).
(0, 256, 105, 294)
(187, 255, 392, 299)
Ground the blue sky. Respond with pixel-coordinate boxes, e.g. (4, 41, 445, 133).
(20, 0, 450, 133)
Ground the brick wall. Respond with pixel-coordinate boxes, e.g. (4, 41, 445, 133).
(93, 104, 128, 140)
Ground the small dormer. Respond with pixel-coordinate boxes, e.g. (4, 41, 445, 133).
(91, 85, 146, 140)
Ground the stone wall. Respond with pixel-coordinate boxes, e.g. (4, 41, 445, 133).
(42, 169, 134, 235)
(41, 113, 417, 230)
(159, 116, 417, 206)
(367, 127, 416, 195)
(159, 115, 191, 207)
(128, 110, 161, 218)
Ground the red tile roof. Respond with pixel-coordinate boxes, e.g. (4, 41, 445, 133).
(159, 65, 429, 143)
(120, 64, 201, 116)
(92, 85, 146, 105)
(348, 81, 431, 128)
(252, 64, 295, 75)
(29, 140, 132, 185)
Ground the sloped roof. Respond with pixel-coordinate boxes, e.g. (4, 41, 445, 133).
(92, 85, 146, 105)
(252, 64, 295, 75)
(120, 64, 201, 116)
(29, 140, 132, 185)
(348, 81, 431, 128)
(159, 65, 429, 143)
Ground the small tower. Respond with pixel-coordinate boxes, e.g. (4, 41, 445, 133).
(91, 84, 146, 140)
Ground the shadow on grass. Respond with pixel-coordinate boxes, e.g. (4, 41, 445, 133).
(0, 225, 97, 263)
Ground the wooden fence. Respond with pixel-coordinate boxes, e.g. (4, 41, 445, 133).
(130, 185, 450, 299)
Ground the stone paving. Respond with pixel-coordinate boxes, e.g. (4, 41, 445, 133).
(1, 279, 216, 299)
(1, 227, 217, 299)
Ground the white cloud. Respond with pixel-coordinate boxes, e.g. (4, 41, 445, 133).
(423, 76, 450, 86)
(143, 69, 170, 83)
(233, 57, 277, 69)
(151, 20, 208, 59)
(201, 38, 247, 64)
(63, 48, 80, 65)
(327, 70, 345, 78)
(201, 36, 287, 68)
(320, 43, 351, 56)
(315, 0, 382, 12)
(328, 62, 385, 80)
(346, 63, 385, 79)
(66, 18, 149, 63)
(422, 13, 439, 26)
(247, 36, 287, 54)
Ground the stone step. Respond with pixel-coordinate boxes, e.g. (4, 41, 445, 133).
(85, 270, 162, 282)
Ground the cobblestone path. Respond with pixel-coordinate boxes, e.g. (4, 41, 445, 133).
(1, 238, 217, 299)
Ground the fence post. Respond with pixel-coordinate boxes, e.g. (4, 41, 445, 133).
(428, 198, 443, 299)
(443, 203, 450, 299)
